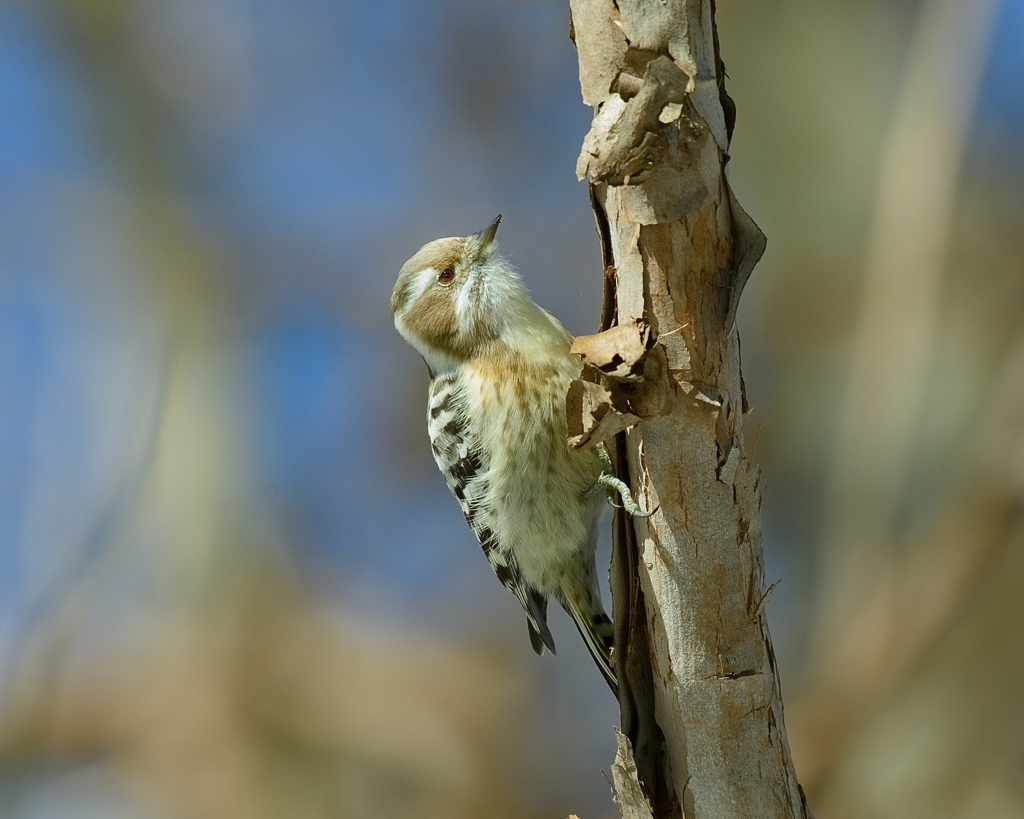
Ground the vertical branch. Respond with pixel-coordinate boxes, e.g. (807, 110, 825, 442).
(567, 1, 809, 817)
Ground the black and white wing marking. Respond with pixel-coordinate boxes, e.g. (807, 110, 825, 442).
(427, 375, 556, 655)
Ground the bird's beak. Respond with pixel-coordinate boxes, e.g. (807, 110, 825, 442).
(473, 214, 501, 249)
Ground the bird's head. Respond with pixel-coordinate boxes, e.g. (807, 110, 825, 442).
(391, 215, 529, 373)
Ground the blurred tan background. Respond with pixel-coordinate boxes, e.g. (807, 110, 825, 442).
(0, 1, 1021, 817)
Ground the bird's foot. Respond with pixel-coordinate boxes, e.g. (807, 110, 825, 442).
(597, 473, 654, 518)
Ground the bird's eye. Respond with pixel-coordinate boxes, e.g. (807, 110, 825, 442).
(438, 268, 455, 285)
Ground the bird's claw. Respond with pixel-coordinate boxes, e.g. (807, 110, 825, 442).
(597, 473, 654, 518)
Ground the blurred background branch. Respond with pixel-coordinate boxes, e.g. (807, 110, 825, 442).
(798, 0, 1001, 787)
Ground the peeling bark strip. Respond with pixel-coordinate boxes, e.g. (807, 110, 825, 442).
(568, 2, 809, 817)
(611, 729, 656, 819)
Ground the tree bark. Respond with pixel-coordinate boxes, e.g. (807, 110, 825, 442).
(566, 2, 809, 817)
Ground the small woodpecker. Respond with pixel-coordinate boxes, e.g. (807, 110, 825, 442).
(391, 215, 623, 694)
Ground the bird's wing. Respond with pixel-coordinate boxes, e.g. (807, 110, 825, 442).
(427, 375, 556, 655)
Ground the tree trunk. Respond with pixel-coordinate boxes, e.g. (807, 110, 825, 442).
(566, 2, 810, 817)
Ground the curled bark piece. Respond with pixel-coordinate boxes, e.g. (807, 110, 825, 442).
(615, 342, 673, 419)
(566, 379, 640, 451)
(724, 183, 768, 333)
(571, 319, 654, 381)
(568, 332, 676, 451)
(576, 56, 696, 189)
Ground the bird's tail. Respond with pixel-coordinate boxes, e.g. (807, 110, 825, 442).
(565, 597, 618, 698)
(525, 589, 556, 655)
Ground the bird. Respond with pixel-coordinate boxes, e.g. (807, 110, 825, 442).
(391, 215, 622, 694)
